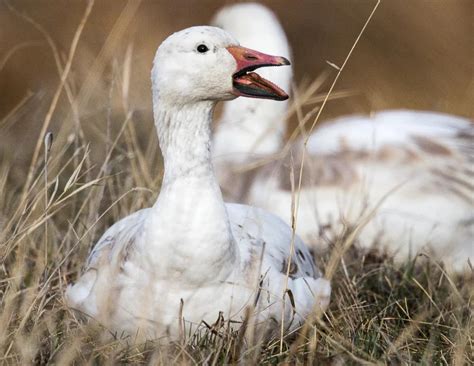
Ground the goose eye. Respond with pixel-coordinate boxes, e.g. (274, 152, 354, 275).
(197, 44, 209, 53)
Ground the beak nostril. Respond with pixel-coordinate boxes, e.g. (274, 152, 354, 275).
(244, 53, 259, 61)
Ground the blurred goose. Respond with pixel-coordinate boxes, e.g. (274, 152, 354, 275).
(212, 3, 292, 196)
(66, 26, 330, 341)
(211, 4, 473, 272)
(250, 111, 474, 272)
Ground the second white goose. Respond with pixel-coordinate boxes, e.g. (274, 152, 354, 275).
(212, 2, 292, 184)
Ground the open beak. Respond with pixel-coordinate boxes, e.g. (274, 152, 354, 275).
(226, 46, 290, 101)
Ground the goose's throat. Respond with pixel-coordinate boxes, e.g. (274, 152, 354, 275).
(155, 101, 216, 185)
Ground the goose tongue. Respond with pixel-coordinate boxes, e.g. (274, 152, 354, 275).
(226, 46, 290, 101)
(233, 72, 288, 101)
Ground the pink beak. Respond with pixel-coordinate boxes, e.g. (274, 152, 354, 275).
(226, 46, 290, 101)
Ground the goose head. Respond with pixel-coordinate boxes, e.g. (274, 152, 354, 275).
(151, 26, 290, 105)
(212, 3, 292, 64)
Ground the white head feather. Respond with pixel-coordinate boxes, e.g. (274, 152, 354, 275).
(151, 26, 239, 105)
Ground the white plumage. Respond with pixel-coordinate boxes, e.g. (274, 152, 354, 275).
(66, 26, 330, 342)
(249, 111, 474, 272)
(212, 4, 473, 272)
(212, 3, 293, 161)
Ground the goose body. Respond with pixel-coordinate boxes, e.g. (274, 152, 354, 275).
(70, 204, 327, 339)
(212, 4, 473, 272)
(66, 26, 330, 341)
(249, 111, 474, 271)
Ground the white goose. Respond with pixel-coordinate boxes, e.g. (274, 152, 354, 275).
(212, 3, 292, 173)
(212, 4, 474, 272)
(66, 26, 331, 341)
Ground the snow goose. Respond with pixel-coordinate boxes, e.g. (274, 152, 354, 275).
(244, 110, 474, 272)
(66, 26, 331, 342)
(210, 4, 473, 272)
(212, 3, 292, 199)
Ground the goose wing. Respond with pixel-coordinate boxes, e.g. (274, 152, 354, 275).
(66, 209, 148, 314)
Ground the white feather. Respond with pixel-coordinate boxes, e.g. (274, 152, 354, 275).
(248, 111, 473, 272)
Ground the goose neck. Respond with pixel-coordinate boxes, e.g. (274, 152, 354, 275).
(154, 101, 215, 186)
(148, 99, 237, 284)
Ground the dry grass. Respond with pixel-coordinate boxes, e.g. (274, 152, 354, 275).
(0, 125, 472, 364)
(1, 1, 472, 365)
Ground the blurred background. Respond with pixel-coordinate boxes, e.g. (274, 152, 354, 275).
(1, 0, 473, 178)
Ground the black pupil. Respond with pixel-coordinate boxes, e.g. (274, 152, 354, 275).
(197, 44, 208, 53)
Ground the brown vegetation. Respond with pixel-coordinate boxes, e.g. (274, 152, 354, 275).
(0, 1, 472, 364)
